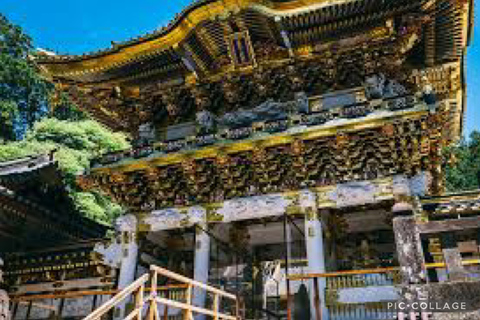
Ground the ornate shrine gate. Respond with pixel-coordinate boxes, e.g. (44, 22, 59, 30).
(30, 0, 475, 319)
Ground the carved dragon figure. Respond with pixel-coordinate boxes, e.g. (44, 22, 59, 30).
(364, 73, 408, 100)
(196, 92, 309, 131)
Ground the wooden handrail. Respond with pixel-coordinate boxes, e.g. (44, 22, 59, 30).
(155, 297, 236, 320)
(288, 267, 399, 280)
(83, 274, 149, 320)
(426, 258, 480, 269)
(150, 265, 237, 301)
(79, 265, 240, 320)
(11, 284, 189, 301)
(149, 265, 238, 320)
(288, 259, 480, 281)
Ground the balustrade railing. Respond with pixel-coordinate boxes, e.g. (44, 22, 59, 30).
(325, 269, 401, 320)
(286, 259, 480, 320)
(11, 265, 241, 320)
(91, 94, 422, 168)
(288, 267, 401, 320)
(81, 265, 240, 320)
(324, 269, 402, 290)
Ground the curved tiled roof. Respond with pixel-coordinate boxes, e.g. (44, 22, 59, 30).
(34, 0, 473, 143)
(36, 0, 221, 62)
(0, 154, 109, 244)
(36, 0, 473, 84)
(39, 0, 362, 63)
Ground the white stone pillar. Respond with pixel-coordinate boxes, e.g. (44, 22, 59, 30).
(300, 190, 328, 320)
(0, 258, 9, 320)
(0, 290, 9, 320)
(114, 215, 139, 320)
(191, 207, 210, 320)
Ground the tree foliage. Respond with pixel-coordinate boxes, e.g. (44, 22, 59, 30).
(52, 92, 88, 121)
(72, 191, 124, 225)
(0, 15, 130, 224)
(0, 118, 131, 224)
(0, 14, 52, 141)
(444, 131, 480, 192)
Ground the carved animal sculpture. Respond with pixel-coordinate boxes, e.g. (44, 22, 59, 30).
(365, 73, 408, 100)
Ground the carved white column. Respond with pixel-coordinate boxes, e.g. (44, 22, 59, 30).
(114, 215, 139, 320)
(0, 258, 9, 320)
(191, 207, 210, 320)
(300, 190, 328, 320)
(0, 291, 8, 320)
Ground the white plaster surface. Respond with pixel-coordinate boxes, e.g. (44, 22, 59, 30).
(144, 208, 185, 231)
(217, 194, 292, 222)
(94, 241, 123, 268)
(328, 181, 377, 207)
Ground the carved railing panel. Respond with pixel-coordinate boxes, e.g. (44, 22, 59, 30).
(93, 94, 423, 168)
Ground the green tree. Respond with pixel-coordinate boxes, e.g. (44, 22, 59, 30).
(444, 131, 480, 192)
(0, 14, 130, 224)
(0, 118, 131, 224)
(52, 92, 88, 121)
(0, 14, 53, 141)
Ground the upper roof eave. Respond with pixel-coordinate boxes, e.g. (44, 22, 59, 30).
(36, 0, 363, 64)
(35, 0, 426, 78)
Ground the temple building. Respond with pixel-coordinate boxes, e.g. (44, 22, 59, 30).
(10, 0, 479, 319)
(0, 155, 114, 319)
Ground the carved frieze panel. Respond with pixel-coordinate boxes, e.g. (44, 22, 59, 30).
(144, 206, 206, 232)
(136, 172, 430, 231)
(62, 27, 423, 136)
(82, 112, 447, 212)
(216, 194, 292, 222)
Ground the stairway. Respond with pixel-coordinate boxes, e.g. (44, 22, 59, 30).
(83, 265, 241, 320)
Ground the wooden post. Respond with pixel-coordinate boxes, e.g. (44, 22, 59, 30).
(57, 298, 65, 320)
(135, 285, 144, 320)
(149, 271, 158, 320)
(25, 301, 32, 320)
(91, 295, 98, 313)
(213, 293, 219, 320)
(12, 301, 18, 320)
(313, 277, 322, 320)
(235, 298, 240, 320)
(286, 278, 292, 320)
(183, 284, 193, 320)
(162, 290, 169, 320)
(162, 305, 169, 320)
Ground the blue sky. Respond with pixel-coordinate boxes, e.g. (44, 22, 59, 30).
(1, 0, 478, 137)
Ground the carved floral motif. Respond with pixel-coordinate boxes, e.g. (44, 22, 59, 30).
(211, 194, 292, 222)
(299, 189, 317, 209)
(136, 173, 430, 230)
(81, 114, 446, 212)
(328, 182, 378, 208)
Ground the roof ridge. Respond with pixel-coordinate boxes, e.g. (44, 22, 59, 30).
(34, 0, 218, 62)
